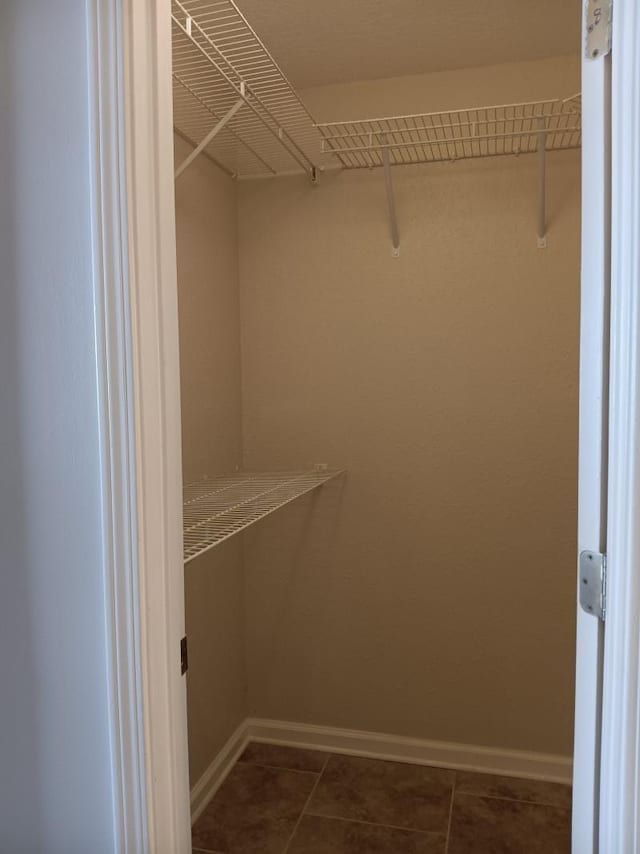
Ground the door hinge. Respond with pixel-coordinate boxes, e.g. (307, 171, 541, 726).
(585, 0, 612, 60)
(579, 550, 606, 621)
(180, 635, 189, 675)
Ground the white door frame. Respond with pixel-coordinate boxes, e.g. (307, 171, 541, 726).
(572, 3, 610, 850)
(599, 1, 640, 850)
(89, 0, 190, 851)
(91, 0, 640, 850)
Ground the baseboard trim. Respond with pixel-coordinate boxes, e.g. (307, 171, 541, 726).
(190, 721, 250, 824)
(246, 718, 573, 784)
(189, 716, 572, 822)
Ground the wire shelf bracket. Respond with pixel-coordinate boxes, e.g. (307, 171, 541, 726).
(316, 95, 581, 249)
(381, 136, 400, 257)
(182, 468, 345, 563)
(536, 118, 548, 248)
(171, 0, 335, 181)
(171, 3, 580, 246)
(175, 93, 244, 179)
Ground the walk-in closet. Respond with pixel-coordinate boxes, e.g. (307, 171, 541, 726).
(172, 2, 581, 851)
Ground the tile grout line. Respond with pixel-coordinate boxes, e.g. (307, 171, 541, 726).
(238, 755, 571, 810)
(281, 752, 332, 854)
(443, 771, 457, 854)
(301, 810, 449, 838)
(196, 747, 571, 853)
(237, 759, 324, 777)
(454, 791, 572, 810)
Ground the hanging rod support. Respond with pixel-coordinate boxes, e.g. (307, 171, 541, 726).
(175, 96, 244, 180)
(537, 117, 547, 248)
(381, 137, 400, 257)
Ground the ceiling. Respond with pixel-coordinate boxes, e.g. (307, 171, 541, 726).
(236, 0, 581, 90)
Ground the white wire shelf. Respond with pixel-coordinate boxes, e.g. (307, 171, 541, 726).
(183, 469, 344, 563)
(171, 0, 335, 179)
(316, 95, 581, 169)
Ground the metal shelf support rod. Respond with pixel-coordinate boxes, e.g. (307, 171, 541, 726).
(381, 136, 400, 257)
(174, 74, 277, 175)
(174, 95, 245, 179)
(537, 116, 547, 248)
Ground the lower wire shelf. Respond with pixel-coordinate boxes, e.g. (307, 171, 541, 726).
(183, 468, 345, 563)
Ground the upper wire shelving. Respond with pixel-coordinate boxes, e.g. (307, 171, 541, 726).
(183, 469, 344, 563)
(315, 95, 581, 168)
(170, 0, 581, 248)
(171, 0, 335, 180)
(317, 94, 581, 252)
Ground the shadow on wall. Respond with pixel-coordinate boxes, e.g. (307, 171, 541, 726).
(0, 10, 42, 847)
(242, 477, 346, 717)
(244, 473, 349, 716)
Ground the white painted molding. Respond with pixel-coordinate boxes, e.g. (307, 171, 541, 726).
(189, 717, 571, 826)
(119, 0, 191, 851)
(572, 4, 611, 852)
(600, 0, 640, 850)
(190, 724, 251, 824)
(247, 719, 572, 783)
(87, 2, 147, 850)
(89, 0, 191, 849)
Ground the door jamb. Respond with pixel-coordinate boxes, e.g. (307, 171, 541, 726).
(599, 1, 640, 849)
(572, 4, 610, 850)
(89, 0, 190, 851)
(92, 0, 640, 850)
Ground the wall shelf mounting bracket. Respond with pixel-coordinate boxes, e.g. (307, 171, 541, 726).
(171, 0, 326, 180)
(316, 95, 581, 251)
(381, 136, 400, 257)
(175, 94, 245, 180)
(537, 117, 547, 248)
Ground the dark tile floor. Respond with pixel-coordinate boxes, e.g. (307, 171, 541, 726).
(192, 743, 571, 854)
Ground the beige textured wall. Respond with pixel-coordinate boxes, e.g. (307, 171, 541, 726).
(174, 136, 247, 785)
(304, 55, 580, 121)
(238, 56, 580, 756)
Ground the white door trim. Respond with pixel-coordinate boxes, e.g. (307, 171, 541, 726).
(87, 2, 147, 850)
(573, 6, 611, 851)
(91, 0, 640, 850)
(120, 0, 191, 849)
(89, 0, 191, 851)
(599, 1, 640, 850)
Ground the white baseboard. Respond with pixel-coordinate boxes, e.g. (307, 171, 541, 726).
(246, 718, 573, 785)
(190, 721, 250, 824)
(190, 716, 572, 822)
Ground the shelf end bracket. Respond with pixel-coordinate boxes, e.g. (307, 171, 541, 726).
(537, 117, 547, 249)
(381, 137, 400, 257)
(175, 97, 244, 180)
